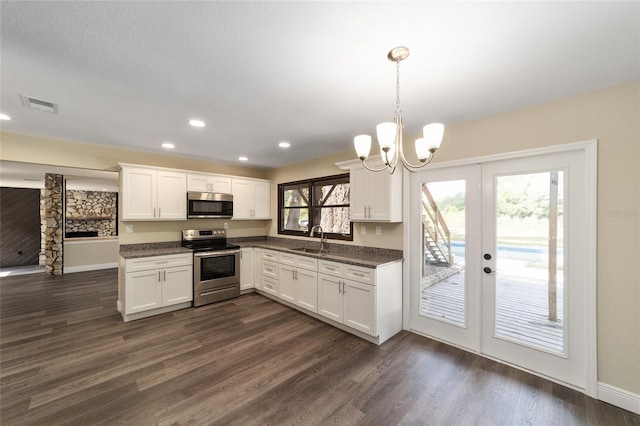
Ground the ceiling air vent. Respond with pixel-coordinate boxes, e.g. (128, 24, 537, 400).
(21, 95, 59, 113)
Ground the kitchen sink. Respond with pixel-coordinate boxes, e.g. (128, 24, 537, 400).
(291, 247, 324, 254)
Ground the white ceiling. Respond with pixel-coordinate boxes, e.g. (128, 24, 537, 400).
(1, 1, 638, 170)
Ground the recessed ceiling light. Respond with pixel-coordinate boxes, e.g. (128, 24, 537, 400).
(188, 119, 205, 128)
(0, 113, 11, 120)
(161, 142, 175, 149)
(238, 156, 248, 162)
(278, 141, 290, 148)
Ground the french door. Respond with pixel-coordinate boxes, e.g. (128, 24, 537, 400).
(409, 146, 594, 391)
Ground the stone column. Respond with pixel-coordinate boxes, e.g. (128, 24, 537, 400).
(44, 173, 63, 275)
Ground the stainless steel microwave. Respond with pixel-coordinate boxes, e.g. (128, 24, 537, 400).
(187, 192, 233, 219)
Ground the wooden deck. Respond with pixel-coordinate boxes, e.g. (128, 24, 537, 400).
(421, 267, 565, 354)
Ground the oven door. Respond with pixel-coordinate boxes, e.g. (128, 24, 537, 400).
(194, 249, 240, 291)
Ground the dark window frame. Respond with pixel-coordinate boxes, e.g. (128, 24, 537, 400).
(278, 173, 353, 241)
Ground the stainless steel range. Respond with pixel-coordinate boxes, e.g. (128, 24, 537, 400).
(182, 229, 240, 307)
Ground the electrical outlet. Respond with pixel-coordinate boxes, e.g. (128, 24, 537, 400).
(223, 222, 228, 229)
(376, 226, 382, 235)
(125, 225, 133, 233)
(360, 225, 366, 235)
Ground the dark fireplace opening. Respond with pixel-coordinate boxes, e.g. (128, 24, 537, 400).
(65, 231, 99, 238)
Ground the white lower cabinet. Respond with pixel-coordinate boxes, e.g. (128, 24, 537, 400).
(318, 258, 402, 343)
(121, 253, 193, 321)
(253, 248, 262, 290)
(318, 272, 376, 336)
(240, 247, 254, 291)
(261, 250, 279, 296)
(254, 247, 402, 344)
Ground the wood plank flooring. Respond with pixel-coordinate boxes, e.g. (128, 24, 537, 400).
(1, 269, 638, 426)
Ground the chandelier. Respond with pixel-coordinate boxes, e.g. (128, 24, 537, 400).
(354, 46, 444, 173)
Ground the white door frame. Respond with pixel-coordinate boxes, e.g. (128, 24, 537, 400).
(402, 139, 598, 397)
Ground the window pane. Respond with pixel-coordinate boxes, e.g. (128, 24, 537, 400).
(314, 181, 350, 206)
(318, 207, 351, 234)
(282, 208, 309, 232)
(283, 186, 308, 207)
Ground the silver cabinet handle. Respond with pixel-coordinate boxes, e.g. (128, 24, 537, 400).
(163, 270, 166, 281)
(158, 271, 161, 281)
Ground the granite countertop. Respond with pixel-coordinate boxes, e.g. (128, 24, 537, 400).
(119, 242, 192, 259)
(233, 238, 403, 268)
(119, 238, 403, 268)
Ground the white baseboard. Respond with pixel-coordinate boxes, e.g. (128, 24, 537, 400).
(598, 382, 640, 415)
(63, 262, 118, 274)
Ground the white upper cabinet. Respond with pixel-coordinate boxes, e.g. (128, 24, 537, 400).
(187, 173, 232, 194)
(121, 165, 187, 221)
(339, 158, 402, 222)
(232, 178, 271, 220)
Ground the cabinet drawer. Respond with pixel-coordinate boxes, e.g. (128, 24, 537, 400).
(279, 252, 318, 271)
(262, 276, 279, 296)
(344, 264, 375, 285)
(278, 251, 296, 266)
(262, 249, 279, 262)
(262, 260, 279, 279)
(318, 259, 343, 277)
(125, 253, 192, 273)
(296, 255, 318, 271)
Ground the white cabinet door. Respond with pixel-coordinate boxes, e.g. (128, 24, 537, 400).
(240, 248, 254, 290)
(156, 170, 187, 219)
(125, 269, 162, 314)
(232, 178, 271, 220)
(187, 173, 210, 192)
(253, 248, 262, 289)
(278, 264, 296, 303)
(348, 163, 401, 222)
(211, 176, 232, 194)
(188, 173, 232, 193)
(296, 268, 317, 313)
(318, 274, 343, 323)
(350, 166, 368, 221)
(343, 279, 376, 336)
(162, 265, 193, 306)
(253, 180, 271, 219)
(122, 167, 156, 220)
(121, 166, 186, 220)
(231, 178, 253, 219)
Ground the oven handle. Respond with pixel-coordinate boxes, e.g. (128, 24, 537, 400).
(194, 249, 240, 258)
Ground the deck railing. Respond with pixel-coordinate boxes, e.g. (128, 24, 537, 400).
(422, 185, 453, 265)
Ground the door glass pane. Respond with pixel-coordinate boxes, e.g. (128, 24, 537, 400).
(494, 171, 565, 354)
(420, 180, 466, 326)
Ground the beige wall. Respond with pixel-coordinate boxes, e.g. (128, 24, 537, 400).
(0, 132, 267, 178)
(1, 81, 638, 395)
(63, 239, 119, 271)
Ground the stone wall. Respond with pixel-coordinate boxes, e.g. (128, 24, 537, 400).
(65, 190, 117, 237)
(43, 174, 63, 275)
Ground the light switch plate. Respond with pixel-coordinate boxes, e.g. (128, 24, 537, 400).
(125, 225, 133, 233)
(376, 226, 382, 235)
(223, 222, 228, 229)
(360, 225, 366, 235)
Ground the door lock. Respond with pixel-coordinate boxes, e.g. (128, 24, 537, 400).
(484, 253, 492, 260)
(483, 267, 492, 274)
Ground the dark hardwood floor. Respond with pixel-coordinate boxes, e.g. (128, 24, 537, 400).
(1, 269, 638, 426)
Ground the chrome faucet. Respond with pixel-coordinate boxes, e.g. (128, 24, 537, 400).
(310, 225, 326, 252)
